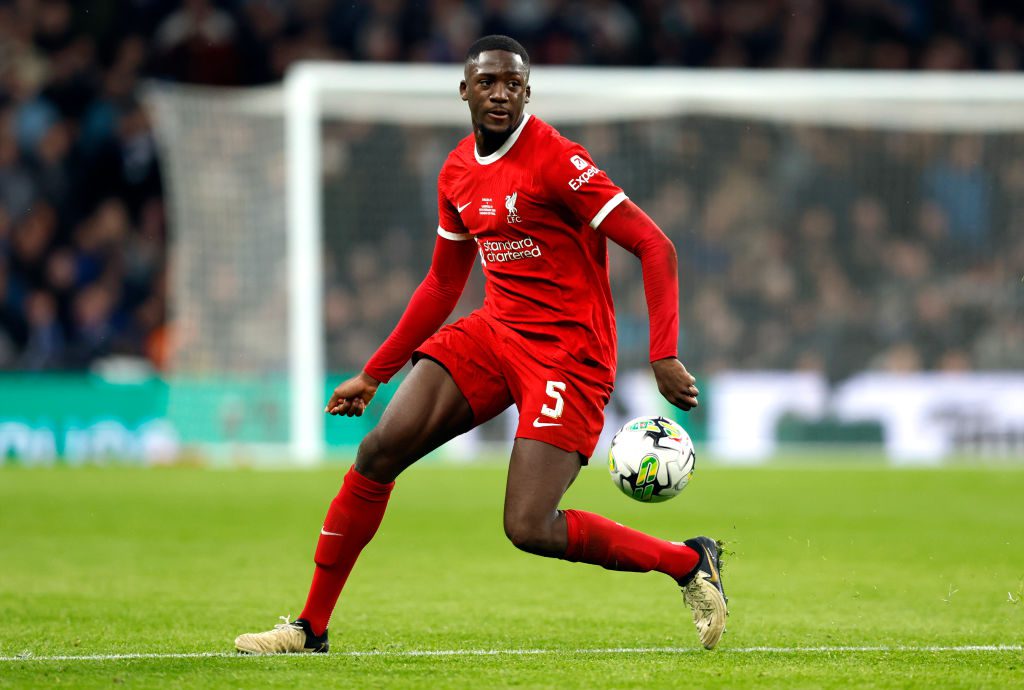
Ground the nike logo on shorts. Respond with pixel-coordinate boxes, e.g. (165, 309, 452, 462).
(457, 201, 472, 213)
(532, 418, 562, 428)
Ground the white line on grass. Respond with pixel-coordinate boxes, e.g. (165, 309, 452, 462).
(1, 645, 1020, 662)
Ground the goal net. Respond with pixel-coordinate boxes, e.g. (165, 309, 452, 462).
(148, 66, 1024, 464)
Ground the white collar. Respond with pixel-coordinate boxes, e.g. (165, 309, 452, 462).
(474, 113, 531, 165)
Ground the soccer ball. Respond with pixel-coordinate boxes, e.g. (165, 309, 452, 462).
(607, 416, 696, 503)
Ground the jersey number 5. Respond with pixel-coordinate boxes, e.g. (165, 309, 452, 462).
(541, 381, 567, 419)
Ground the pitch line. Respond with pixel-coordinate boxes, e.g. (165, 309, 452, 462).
(1, 645, 1020, 662)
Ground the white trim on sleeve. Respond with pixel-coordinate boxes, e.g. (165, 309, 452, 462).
(437, 226, 473, 241)
(589, 192, 629, 229)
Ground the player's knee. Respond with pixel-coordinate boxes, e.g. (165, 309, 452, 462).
(503, 520, 538, 553)
(354, 429, 401, 483)
(503, 514, 559, 555)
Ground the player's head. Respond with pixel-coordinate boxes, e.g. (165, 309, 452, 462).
(465, 35, 530, 76)
(461, 35, 531, 140)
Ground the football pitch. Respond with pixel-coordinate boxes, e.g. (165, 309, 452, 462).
(1, 461, 1022, 688)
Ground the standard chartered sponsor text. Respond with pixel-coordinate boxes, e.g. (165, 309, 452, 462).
(480, 236, 542, 263)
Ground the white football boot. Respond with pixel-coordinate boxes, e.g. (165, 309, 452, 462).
(234, 616, 329, 654)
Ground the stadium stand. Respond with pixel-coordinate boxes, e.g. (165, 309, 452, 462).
(1, 0, 1022, 378)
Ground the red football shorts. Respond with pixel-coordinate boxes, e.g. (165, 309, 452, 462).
(414, 312, 614, 460)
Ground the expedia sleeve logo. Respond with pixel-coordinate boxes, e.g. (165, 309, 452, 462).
(568, 165, 600, 191)
(568, 154, 601, 190)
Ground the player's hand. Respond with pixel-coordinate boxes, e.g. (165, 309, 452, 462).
(651, 358, 699, 411)
(325, 371, 380, 417)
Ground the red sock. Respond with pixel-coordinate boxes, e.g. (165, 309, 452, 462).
(561, 509, 699, 581)
(299, 466, 394, 635)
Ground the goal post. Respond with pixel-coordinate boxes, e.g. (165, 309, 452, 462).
(148, 65, 1024, 465)
(285, 67, 325, 465)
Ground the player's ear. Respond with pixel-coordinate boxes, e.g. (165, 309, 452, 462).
(459, 80, 468, 101)
(525, 84, 531, 103)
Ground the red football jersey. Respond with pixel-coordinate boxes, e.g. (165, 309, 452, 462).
(436, 114, 627, 374)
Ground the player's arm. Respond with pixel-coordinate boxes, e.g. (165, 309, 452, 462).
(597, 199, 699, 411)
(326, 232, 477, 417)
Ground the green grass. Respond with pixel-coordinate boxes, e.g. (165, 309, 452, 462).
(1, 462, 1022, 688)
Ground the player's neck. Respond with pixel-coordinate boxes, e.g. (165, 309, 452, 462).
(474, 114, 525, 157)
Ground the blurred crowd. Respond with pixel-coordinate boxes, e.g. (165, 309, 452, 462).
(1, 0, 1023, 375)
(320, 119, 1024, 380)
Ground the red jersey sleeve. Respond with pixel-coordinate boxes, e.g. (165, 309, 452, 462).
(597, 200, 679, 362)
(437, 166, 471, 240)
(544, 142, 628, 229)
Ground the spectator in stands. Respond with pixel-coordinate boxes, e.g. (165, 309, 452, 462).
(0, 257, 24, 367)
(152, 0, 242, 85)
(21, 289, 64, 369)
(923, 136, 991, 252)
(0, 112, 37, 219)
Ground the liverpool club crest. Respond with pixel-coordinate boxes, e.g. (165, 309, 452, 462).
(505, 192, 521, 224)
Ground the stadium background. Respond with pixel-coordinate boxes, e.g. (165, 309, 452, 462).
(3, 3, 1024, 688)
(1, 0, 1022, 464)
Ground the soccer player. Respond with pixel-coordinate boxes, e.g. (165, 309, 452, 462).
(235, 35, 727, 654)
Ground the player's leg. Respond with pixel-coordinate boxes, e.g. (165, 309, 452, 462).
(503, 438, 698, 572)
(503, 442, 727, 650)
(298, 358, 475, 626)
(501, 439, 582, 556)
(235, 359, 475, 654)
(354, 357, 477, 482)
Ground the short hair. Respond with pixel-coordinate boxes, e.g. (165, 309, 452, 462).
(465, 35, 530, 72)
